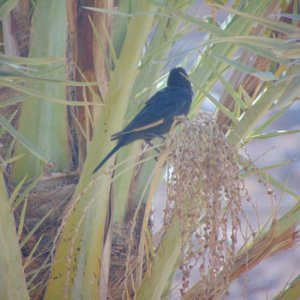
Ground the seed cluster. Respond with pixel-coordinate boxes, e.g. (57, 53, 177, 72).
(165, 113, 246, 298)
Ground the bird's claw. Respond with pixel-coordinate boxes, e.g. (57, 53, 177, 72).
(173, 114, 188, 123)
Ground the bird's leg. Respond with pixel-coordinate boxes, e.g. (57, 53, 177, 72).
(146, 133, 165, 142)
(144, 138, 162, 162)
(155, 134, 166, 142)
(146, 133, 167, 154)
(145, 139, 160, 154)
(172, 114, 188, 128)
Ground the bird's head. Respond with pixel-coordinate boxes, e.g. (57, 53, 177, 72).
(167, 67, 192, 90)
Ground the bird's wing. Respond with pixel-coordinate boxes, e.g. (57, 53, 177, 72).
(111, 87, 191, 140)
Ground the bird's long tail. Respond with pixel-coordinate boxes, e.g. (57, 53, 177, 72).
(93, 141, 124, 173)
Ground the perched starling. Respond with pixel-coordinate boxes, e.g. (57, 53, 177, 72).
(93, 67, 193, 173)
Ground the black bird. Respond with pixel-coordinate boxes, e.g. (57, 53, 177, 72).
(93, 67, 193, 173)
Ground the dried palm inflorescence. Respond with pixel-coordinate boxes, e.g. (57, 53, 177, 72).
(165, 113, 248, 299)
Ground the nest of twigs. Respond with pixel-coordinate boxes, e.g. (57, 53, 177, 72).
(13, 174, 78, 299)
